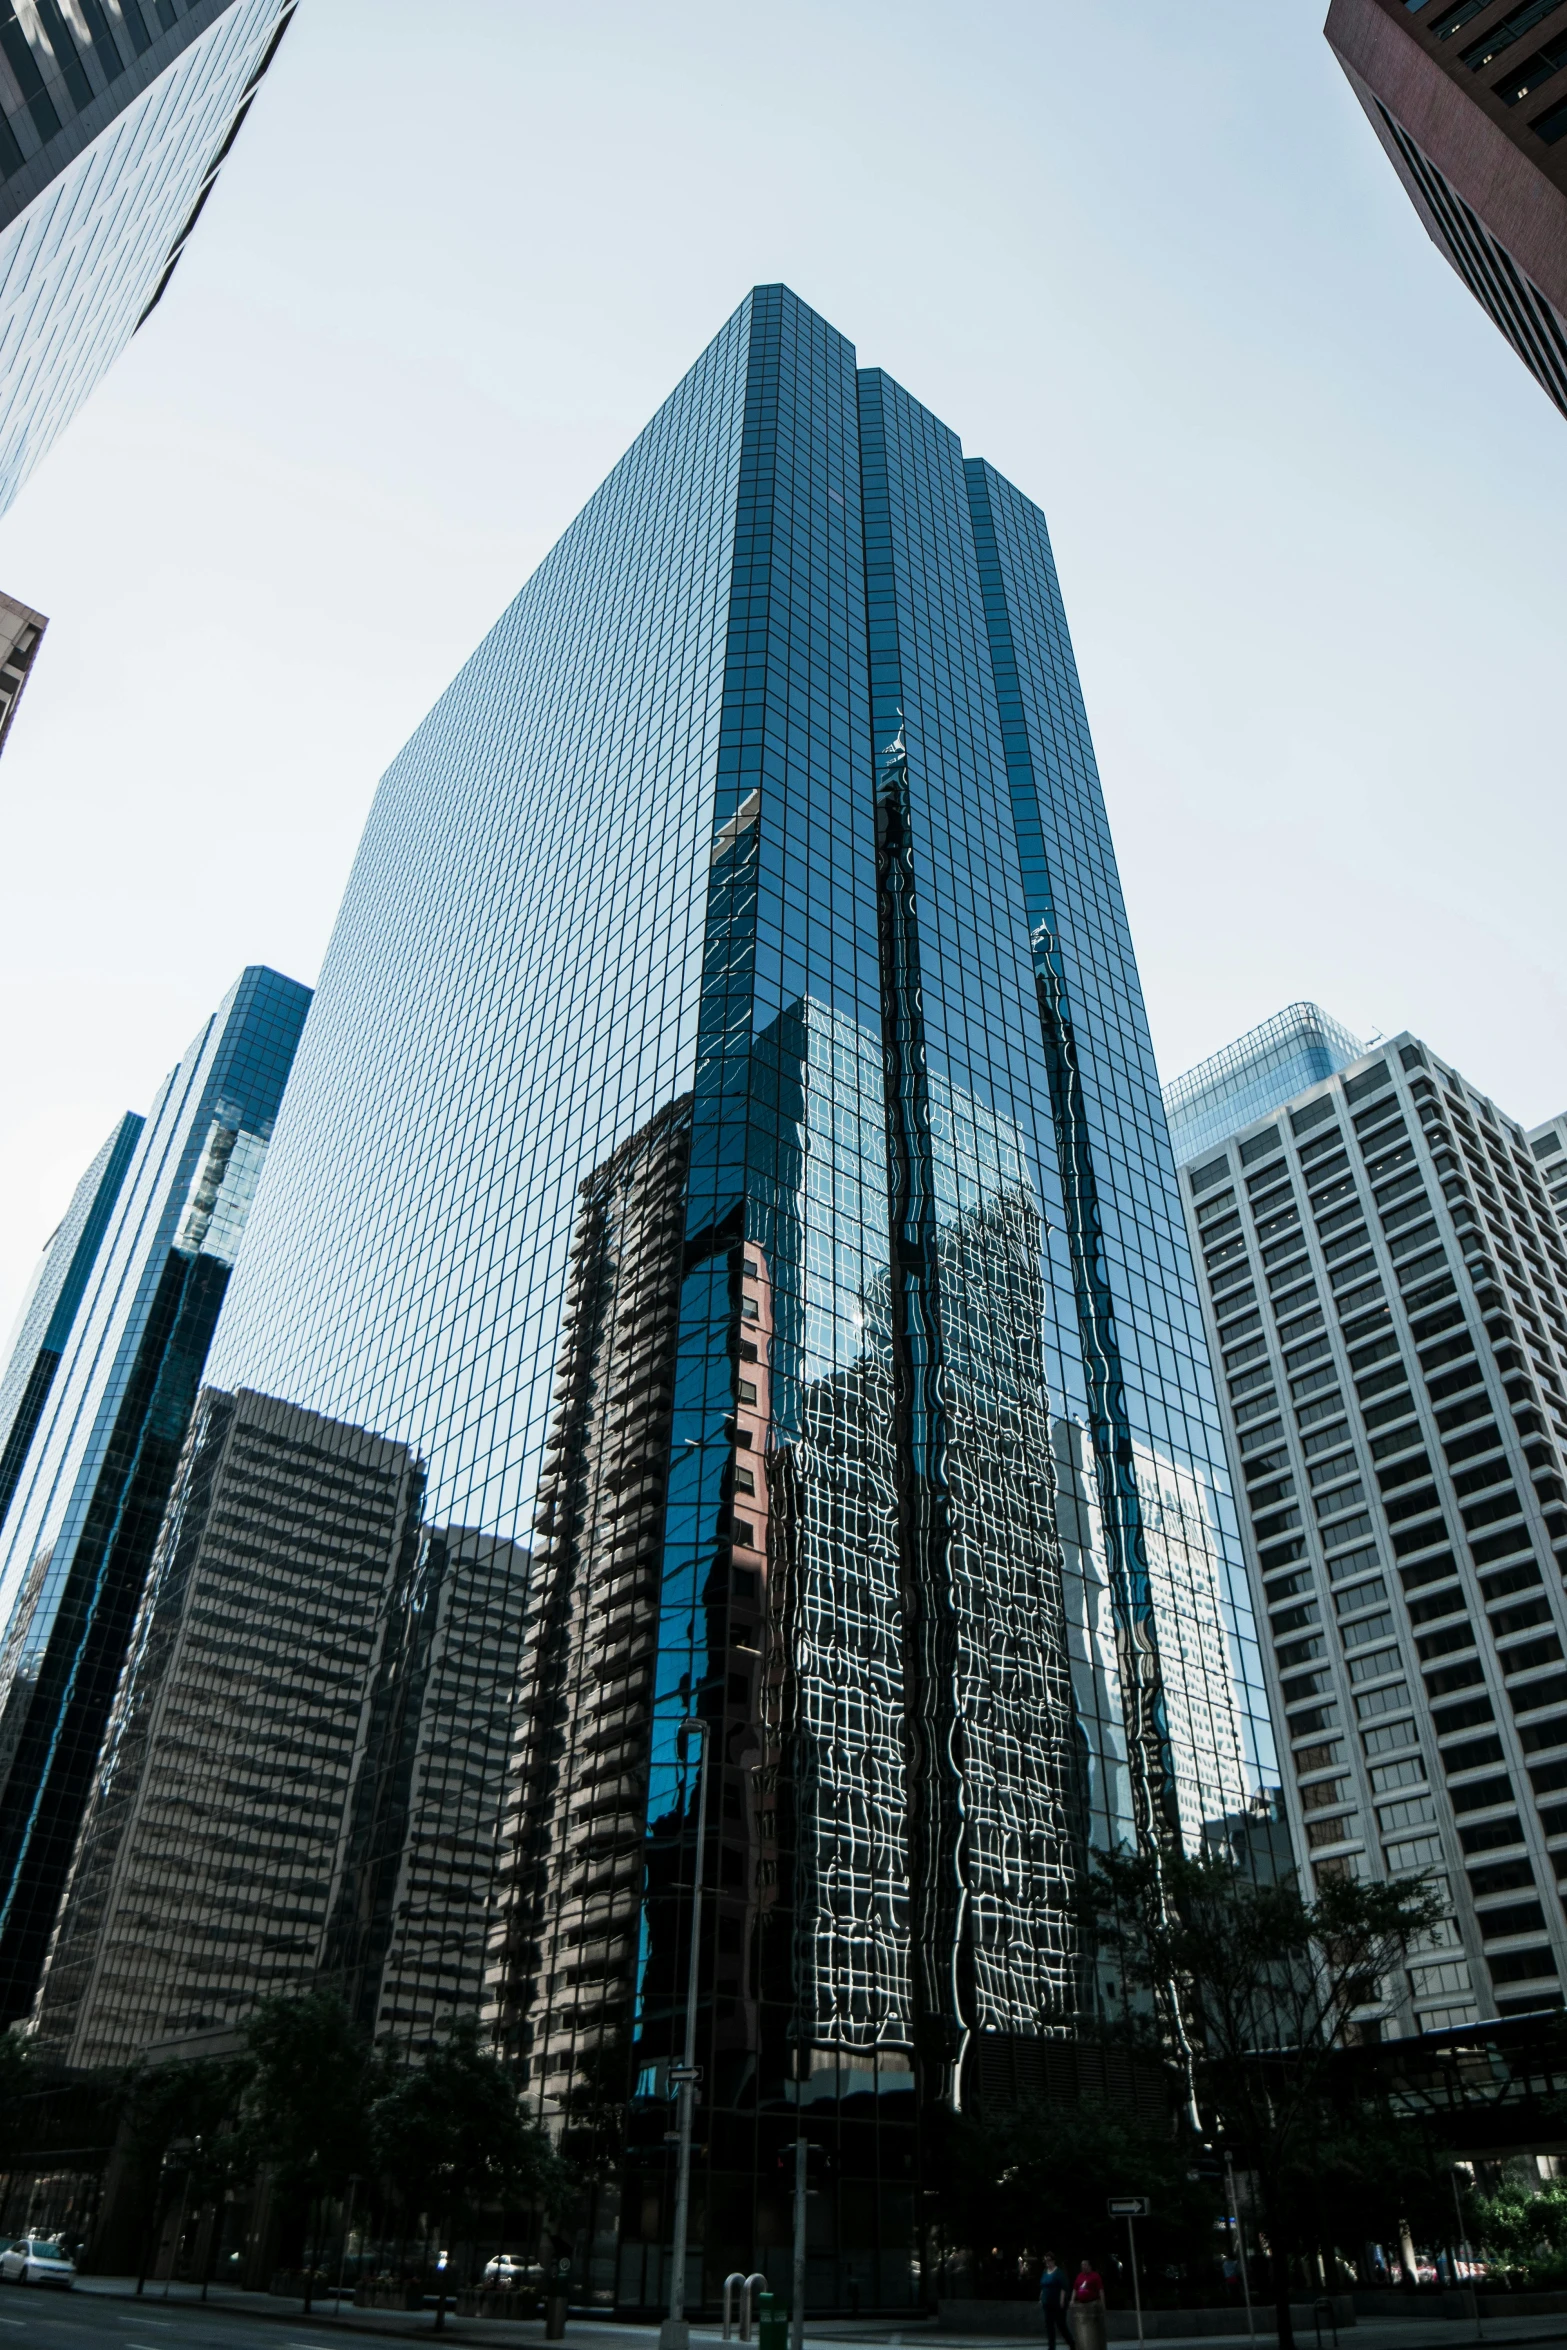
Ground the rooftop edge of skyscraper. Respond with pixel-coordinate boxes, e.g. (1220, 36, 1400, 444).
(1163, 1001, 1367, 1169)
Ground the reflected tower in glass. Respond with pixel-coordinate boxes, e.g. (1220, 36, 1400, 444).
(204, 288, 1271, 2311)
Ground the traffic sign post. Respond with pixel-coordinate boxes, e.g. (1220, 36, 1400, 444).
(1106, 2199, 1150, 2346)
(1223, 2154, 1256, 2346)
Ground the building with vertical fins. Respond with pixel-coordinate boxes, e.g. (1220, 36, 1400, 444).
(0, 1110, 141, 1528)
(0, 0, 297, 519)
(0, 964, 309, 2024)
(1174, 1018, 1567, 2032)
(1326, 0, 1567, 420)
(196, 288, 1270, 2313)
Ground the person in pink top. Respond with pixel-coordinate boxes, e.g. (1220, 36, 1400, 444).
(1070, 2259, 1106, 2350)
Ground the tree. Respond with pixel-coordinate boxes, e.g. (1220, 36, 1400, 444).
(1084, 1845, 1443, 2350)
(369, 2021, 568, 2330)
(240, 1988, 384, 2307)
(1469, 2177, 1567, 2286)
(1279, 2103, 1455, 2289)
(122, 2055, 249, 2293)
(932, 2096, 1221, 2302)
(0, 2025, 32, 2176)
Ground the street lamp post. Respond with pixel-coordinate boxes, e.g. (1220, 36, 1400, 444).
(661, 1715, 711, 2350)
(790, 2132, 807, 2350)
(1450, 2165, 1482, 2344)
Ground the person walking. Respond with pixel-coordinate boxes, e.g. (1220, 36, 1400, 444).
(1039, 2253, 1071, 2350)
(1071, 2257, 1106, 2350)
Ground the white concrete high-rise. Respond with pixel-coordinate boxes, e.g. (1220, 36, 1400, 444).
(1172, 1022, 1567, 2031)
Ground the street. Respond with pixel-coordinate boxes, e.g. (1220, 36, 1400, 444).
(5, 2280, 1567, 2350)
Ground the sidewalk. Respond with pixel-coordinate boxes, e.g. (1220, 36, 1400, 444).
(69, 2280, 1567, 2350)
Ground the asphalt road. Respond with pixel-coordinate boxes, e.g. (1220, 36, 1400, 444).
(12, 2284, 1567, 2350)
(0, 2287, 552, 2350)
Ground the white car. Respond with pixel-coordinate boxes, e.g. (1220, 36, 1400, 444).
(1, 2235, 75, 2287)
(482, 2254, 534, 2287)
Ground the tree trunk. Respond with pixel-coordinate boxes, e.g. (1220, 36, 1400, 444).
(302, 2195, 317, 2313)
(136, 2172, 170, 2298)
(1258, 2179, 1294, 2350)
(201, 2198, 219, 2301)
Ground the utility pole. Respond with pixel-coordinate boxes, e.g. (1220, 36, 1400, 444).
(660, 1716, 711, 2350)
(1450, 2166, 1482, 2344)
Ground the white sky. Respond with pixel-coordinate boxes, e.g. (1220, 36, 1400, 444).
(0, 0, 1564, 1337)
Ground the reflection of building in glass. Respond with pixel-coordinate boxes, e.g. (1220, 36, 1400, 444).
(329, 1524, 530, 2055)
(199, 288, 1263, 2313)
(920, 1075, 1077, 2042)
(1133, 1445, 1252, 1850)
(0, 967, 309, 2027)
(0, 0, 296, 519)
(28, 1387, 421, 2067)
(491, 1097, 694, 2109)
(965, 454, 1277, 1898)
(0, 1111, 141, 1530)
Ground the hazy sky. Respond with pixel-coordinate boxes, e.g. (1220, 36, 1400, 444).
(0, 0, 1564, 1335)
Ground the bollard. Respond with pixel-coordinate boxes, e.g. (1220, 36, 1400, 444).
(757, 2289, 790, 2350)
(545, 2250, 572, 2339)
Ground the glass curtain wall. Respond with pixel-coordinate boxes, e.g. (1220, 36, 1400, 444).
(199, 286, 1271, 2314)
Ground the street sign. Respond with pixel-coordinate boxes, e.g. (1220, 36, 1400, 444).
(668, 2064, 704, 2084)
(1108, 2195, 1151, 2218)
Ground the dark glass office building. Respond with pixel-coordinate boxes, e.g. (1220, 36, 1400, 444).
(0, 964, 309, 2023)
(0, 0, 296, 517)
(0, 1109, 141, 1527)
(1327, 0, 1567, 419)
(207, 288, 1271, 2309)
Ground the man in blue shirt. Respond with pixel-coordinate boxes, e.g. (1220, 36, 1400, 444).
(1038, 2253, 1071, 2349)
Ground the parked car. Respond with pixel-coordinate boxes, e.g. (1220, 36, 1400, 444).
(481, 2253, 537, 2289)
(1, 2235, 75, 2287)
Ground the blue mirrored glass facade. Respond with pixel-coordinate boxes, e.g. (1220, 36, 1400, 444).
(0, 963, 309, 2021)
(0, 0, 295, 518)
(204, 288, 1273, 2311)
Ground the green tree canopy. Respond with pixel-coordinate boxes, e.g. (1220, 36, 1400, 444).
(368, 2018, 568, 2232)
(1083, 1845, 1443, 2350)
(932, 2095, 1219, 2299)
(240, 1987, 383, 2203)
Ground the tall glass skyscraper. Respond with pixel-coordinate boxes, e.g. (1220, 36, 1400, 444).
(0, 0, 296, 518)
(0, 963, 309, 2022)
(205, 288, 1271, 2311)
